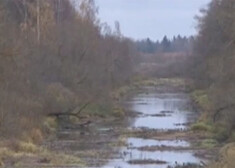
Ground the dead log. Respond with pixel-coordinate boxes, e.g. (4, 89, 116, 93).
(47, 100, 92, 119)
(78, 120, 92, 127)
(48, 112, 79, 118)
(47, 93, 100, 123)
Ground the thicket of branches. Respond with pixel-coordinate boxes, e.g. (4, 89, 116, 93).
(0, 0, 137, 139)
(193, 0, 235, 132)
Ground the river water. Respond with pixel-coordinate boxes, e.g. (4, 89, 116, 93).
(50, 87, 204, 168)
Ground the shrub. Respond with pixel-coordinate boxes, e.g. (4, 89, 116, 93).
(85, 103, 112, 118)
(192, 90, 211, 111)
(201, 139, 218, 148)
(18, 142, 39, 153)
(191, 122, 212, 132)
(113, 107, 125, 118)
(44, 83, 79, 114)
(213, 126, 230, 142)
(43, 117, 58, 133)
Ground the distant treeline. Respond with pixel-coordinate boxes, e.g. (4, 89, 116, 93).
(135, 35, 195, 53)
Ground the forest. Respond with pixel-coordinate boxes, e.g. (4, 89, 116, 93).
(0, 0, 137, 138)
(0, 0, 234, 168)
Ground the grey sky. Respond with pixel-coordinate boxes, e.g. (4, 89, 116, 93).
(95, 0, 211, 41)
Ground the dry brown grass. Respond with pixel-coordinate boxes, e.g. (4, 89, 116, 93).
(0, 140, 84, 167)
(208, 143, 235, 168)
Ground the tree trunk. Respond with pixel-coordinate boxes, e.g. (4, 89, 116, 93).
(37, 0, 40, 43)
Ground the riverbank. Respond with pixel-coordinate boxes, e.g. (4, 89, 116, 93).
(190, 89, 235, 168)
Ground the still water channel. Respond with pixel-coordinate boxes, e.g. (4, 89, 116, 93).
(51, 87, 204, 168)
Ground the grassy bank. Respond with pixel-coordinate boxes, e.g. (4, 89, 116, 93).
(190, 89, 234, 142)
(0, 115, 85, 167)
(111, 77, 190, 100)
(190, 89, 235, 168)
(0, 143, 84, 167)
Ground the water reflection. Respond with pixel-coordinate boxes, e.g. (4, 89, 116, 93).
(126, 93, 196, 130)
(103, 91, 202, 168)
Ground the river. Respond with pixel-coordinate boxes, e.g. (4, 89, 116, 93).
(48, 86, 206, 168)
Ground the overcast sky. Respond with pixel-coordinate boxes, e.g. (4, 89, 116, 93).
(95, 0, 211, 41)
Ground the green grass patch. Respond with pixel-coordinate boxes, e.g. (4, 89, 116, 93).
(84, 103, 113, 118)
(134, 78, 186, 88)
(192, 90, 211, 111)
(200, 139, 219, 149)
(84, 103, 125, 118)
(111, 78, 186, 101)
(191, 122, 212, 132)
(212, 124, 230, 142)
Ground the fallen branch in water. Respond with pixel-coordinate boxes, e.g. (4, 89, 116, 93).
(47, 94, 99, 119)
(48, 102, 91, 119)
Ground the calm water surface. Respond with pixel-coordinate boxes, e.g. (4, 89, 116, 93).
(102, 89, 202, 168)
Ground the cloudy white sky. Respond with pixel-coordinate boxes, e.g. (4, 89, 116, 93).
(95, 0, 211, 41)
